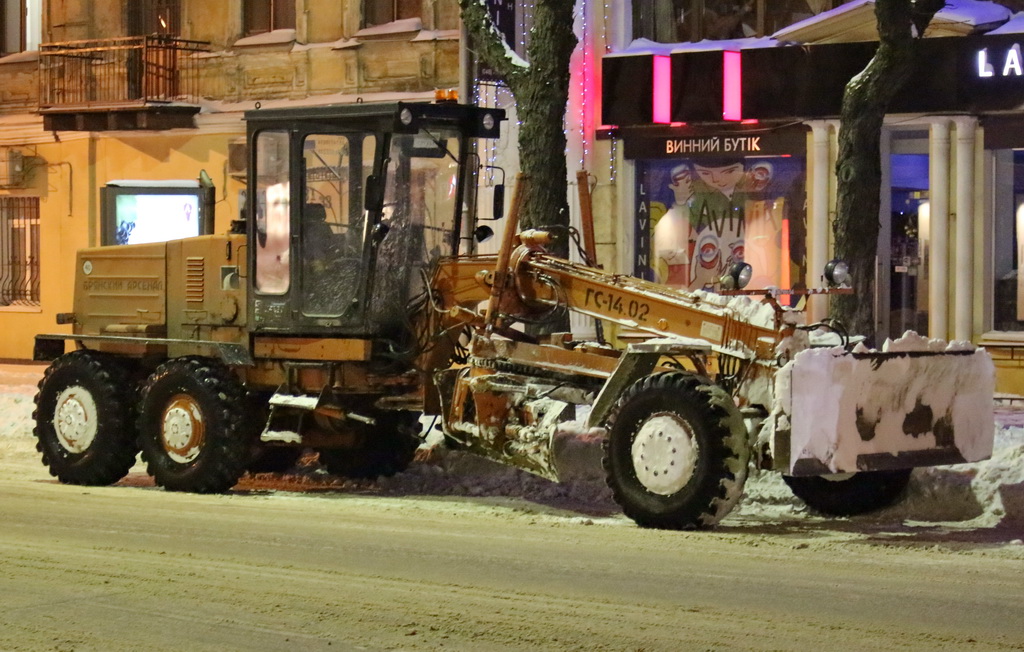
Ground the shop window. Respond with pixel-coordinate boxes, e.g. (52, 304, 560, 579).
(634, 156, 806, 296)
(1, 0, 40, 55)
(363, 0, 420, 28)
(126, 0, 181, 36)
(888, 152, 930, 337)
(0, 196, 39, 307)
(702, 0, 756, 40)
(632, 0, 834, 43)
(993, 150, 1024, 331)
(244, 0, 296, 36)
(763, 0, 834, 35)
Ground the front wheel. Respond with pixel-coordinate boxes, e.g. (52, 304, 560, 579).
(137, 357, 254, 493)
(783, 469, 912, 516)
(33, 351, 139, 485)
(602, 372, 749, 530)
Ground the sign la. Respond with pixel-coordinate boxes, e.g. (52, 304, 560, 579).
(977, 45, 1024, 78)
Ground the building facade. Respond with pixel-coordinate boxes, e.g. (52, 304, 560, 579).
(5, 0, 1024, 397)
(597, 0, 1024, 393)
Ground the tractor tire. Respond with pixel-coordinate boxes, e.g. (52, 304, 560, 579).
(247, 445, 305, 474)
(32, 350, 139, 486)
(137, 357, 253, 493)
(317, 411, 422, 480)
(602, 372, 749, 530)
(783, 469, 912, 516)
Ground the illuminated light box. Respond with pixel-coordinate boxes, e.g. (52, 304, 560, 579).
(101, 180, 214, 246)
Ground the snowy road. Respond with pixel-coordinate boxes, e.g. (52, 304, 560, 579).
(1, 365, 1023, 651)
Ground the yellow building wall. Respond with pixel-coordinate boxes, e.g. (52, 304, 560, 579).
(993, 355, 1024, 396)
(0, 127, 244, 361)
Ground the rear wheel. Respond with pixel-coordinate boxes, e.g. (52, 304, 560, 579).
(137, 357, 253, 493)
(783, 469, 912, 516)
(33, 350, 139, 485)
(317, 411, 422, 480)
(602, 372, 749, 530)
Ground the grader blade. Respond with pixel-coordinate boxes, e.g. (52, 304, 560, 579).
(779, 345, 995, 476)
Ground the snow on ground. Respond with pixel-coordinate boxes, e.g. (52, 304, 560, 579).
(4, 363, 1023, 534)
(0, 365, 40, 461)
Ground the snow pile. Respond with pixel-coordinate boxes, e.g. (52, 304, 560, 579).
(371, 424, 619, 516)
(725, 294, 776, 330)
(878, 330, 975, 353)
(692, 289, 776, 330)
(739, 417, 1024, 528)
(0, 373, 39, 460)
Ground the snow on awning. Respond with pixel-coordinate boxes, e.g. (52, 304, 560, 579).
(609, 36, 779, 58)
(771, 0, 1011, 44)
(986, 11, 1024, 34)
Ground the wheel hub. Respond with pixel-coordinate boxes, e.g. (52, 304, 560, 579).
(631, 413, 698, 496)
(161, 394, 205, 464)
(53, 385, 98, 454)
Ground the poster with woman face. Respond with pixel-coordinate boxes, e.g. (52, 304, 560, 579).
(635, 155, 806, 293)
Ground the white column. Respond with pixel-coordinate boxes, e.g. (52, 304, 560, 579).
(954, 117, 976, 342)
(809, 121, 831, 322)
(929, 121, 951, 339)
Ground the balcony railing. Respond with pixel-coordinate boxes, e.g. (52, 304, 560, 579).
(39, 36, 209, 109)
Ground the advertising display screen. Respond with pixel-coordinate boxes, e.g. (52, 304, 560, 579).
(101, 182, 213, 246)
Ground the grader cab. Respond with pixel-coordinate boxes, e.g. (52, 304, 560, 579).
(32, 101, 995, 530)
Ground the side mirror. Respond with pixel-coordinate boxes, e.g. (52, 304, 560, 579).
(473, 225, 494, 243)
(492, 184, 505, 220)
(372, 221, 390, 245)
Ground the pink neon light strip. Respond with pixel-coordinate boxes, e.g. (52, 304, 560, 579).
(723, 50, 742, 121)
(653, 55, 671, 124)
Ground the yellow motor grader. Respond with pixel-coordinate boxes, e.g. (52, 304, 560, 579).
(33, 101, 995, 529)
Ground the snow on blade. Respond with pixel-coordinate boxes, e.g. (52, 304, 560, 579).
(779, 332, 995, 475)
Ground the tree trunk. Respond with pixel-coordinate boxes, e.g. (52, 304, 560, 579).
(831, 0, 944, 337)
(513, 0, 575, 246)
(459, 0, 577, 257)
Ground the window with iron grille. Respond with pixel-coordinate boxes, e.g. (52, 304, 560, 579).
(363, 0, 420, 28)
(126, 0, 181, 36)
(244, 0, 296, 35)
(0, 196, 40, 307)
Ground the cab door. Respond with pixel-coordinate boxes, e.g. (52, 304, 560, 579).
(250, 129, 294, 331)
(297, 131, 377, 325)
(250, 128, 379, 334)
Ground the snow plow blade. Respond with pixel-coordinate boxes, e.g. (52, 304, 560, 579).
(777, 343, 995, 476)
